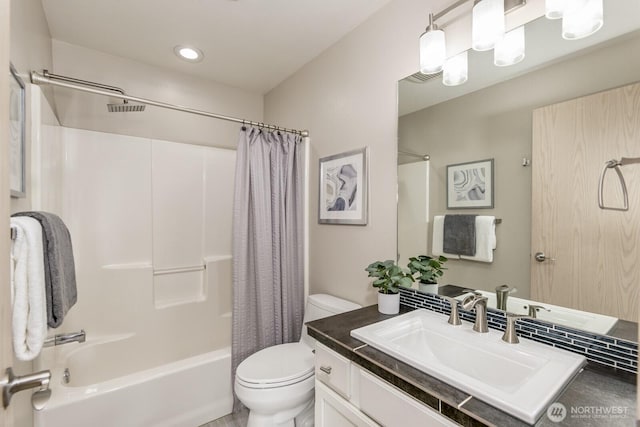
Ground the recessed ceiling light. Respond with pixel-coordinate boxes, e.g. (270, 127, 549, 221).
(174, 45, 204, 62)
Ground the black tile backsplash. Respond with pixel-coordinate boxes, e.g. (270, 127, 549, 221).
(398, 287, 638, 374)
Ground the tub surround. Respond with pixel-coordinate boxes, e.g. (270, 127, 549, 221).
(306, 305, 636, 426)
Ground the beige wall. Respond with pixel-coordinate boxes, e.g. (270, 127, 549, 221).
(9, 0, 54, 424)
(264, 0, 434, 306)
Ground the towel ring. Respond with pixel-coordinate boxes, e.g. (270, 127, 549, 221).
(598, 160, 629, 211)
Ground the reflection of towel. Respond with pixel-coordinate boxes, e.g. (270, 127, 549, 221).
(12, 212, 77, 328)
(433, 215, 496, 263)
(443, 215, 476, 256)
(461, 216, 496, 262)
(10, 217, 47, 360)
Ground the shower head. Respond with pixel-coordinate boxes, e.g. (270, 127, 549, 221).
(107, 100, 146, 112)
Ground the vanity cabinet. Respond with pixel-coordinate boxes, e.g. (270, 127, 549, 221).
(314, 342, 458, 427)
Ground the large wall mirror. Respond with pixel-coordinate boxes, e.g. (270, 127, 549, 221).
(397, 2, 639, 342)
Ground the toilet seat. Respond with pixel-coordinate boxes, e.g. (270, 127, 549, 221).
(236, 342, 314, 389)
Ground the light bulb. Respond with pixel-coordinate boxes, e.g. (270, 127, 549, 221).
(472, 0, 505, 51)
(443, 51, 468, 86)
(494, 26, 525, 66)
(562, 0, 603, 40)
(420, 27, 446, 74)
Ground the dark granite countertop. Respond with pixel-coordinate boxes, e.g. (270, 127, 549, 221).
(307, 305, 637, 427)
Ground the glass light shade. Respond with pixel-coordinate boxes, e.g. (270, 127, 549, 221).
(420, 29, 446, 74)
(494, 26, 525, 66)
(472, 0, 505, 51)
(545, 0, 566, 19)
(443, 51, 468, 86)
(562, 0, 603, 40)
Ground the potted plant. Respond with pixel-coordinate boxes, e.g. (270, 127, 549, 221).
(407, 255, 448, 294)
(365, 260, 414, 314)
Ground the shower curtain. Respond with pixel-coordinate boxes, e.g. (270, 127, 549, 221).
(231, 127, 305, 411)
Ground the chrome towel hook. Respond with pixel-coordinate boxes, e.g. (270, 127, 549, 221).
(598, 157, 640, 211)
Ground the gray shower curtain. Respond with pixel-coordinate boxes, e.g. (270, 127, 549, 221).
(231, 127, 305, 411)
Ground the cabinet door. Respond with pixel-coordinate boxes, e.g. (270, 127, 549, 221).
(315, 381, 378, 427)
(359, 370, 458, 427)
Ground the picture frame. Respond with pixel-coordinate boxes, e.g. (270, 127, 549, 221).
(318, 147, 368, 225)
(9, 63, 26, 198)
(446, 158, 494, 209)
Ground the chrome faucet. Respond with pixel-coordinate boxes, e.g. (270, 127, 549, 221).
(440, 296, 462, 326)
(527, 305, 550, 318)
(502, 314, 532, 344)
(461, 292, 489, 333)
(43, 330, 86, 348)
(495, 285, 516, 311)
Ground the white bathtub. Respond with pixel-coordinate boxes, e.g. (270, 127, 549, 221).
(34, 336, 232, 427)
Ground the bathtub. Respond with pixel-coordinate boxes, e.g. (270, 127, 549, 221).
(34, 335, 233, 427)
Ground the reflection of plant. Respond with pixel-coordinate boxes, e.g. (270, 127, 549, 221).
(365, 260, 414, 294)
(408, 255, 448, 284)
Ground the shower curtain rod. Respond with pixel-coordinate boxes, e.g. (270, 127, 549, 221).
(30, 70, 310, 137)
(398, 150, 430, 161)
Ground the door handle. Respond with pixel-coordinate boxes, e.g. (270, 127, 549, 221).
(1, 367, 51, 409)
(534, 252, 556, 263)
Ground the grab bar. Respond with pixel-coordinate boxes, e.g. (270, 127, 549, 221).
(598, 157, 640, 211)
(153, 265, 206, 276)
(43, 330, 86, 347)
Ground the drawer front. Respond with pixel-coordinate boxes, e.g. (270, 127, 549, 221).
(315, 381, 379, 427)
(315, 342, 351, 398)
(358, 370, 458, 427)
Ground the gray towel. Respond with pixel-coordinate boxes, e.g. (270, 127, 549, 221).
(443, 214, 477, 256)
(12, 212, 77, 328)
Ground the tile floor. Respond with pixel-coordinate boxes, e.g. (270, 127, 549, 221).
(199, 409, 248, 427)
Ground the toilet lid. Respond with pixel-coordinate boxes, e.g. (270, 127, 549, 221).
(236, 343, 314, 387)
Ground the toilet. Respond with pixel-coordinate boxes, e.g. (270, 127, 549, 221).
(234, 294, 361, 427)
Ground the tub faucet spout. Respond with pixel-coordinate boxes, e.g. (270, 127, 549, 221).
(43, 330, 86, 347)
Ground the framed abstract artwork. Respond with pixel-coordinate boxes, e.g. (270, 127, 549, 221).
(447, 158, 494, 209)
(318, 147, 368, 225)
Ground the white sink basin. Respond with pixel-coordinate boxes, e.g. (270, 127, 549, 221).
(457, 290, 618, 335)
(350, 309, 586, 423)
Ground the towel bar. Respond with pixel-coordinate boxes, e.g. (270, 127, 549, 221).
(153, 265, 206, 276)
(598, 157, 640, 211)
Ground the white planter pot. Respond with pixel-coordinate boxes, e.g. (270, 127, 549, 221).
(418, 282, 438, 294)
(378, 292, 400, 314)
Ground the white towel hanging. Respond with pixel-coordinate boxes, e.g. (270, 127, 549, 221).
(10, 217, 48, 360)
(432, 215, 496, 263)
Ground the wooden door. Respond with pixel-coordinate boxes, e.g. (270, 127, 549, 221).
(1, 0, 14, 425)
(531, 82, 640, 322)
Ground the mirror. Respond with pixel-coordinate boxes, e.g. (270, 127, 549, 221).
(397, 3, 640, 342)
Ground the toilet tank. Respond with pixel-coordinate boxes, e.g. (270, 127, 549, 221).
(300, 294, 361, 347)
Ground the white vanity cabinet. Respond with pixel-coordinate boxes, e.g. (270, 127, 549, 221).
(314, 342, 458, 427)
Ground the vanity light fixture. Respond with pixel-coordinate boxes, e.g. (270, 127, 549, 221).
(561, 0, 603, 40)
(443, 51, 469, 86)
(419, 13, 447, 74)
(472, 0, 505, 51)
(494, 26, 525, 66)
(419, 0, 602, 87)
(174, 45, 204, 62)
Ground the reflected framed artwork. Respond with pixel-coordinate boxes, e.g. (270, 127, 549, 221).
(319, 147, 368, 225)
(9, 63, 26, 198)
(447, 158, 494, 209)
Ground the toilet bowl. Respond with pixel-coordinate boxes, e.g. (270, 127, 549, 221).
(235, 294, 360, 427)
